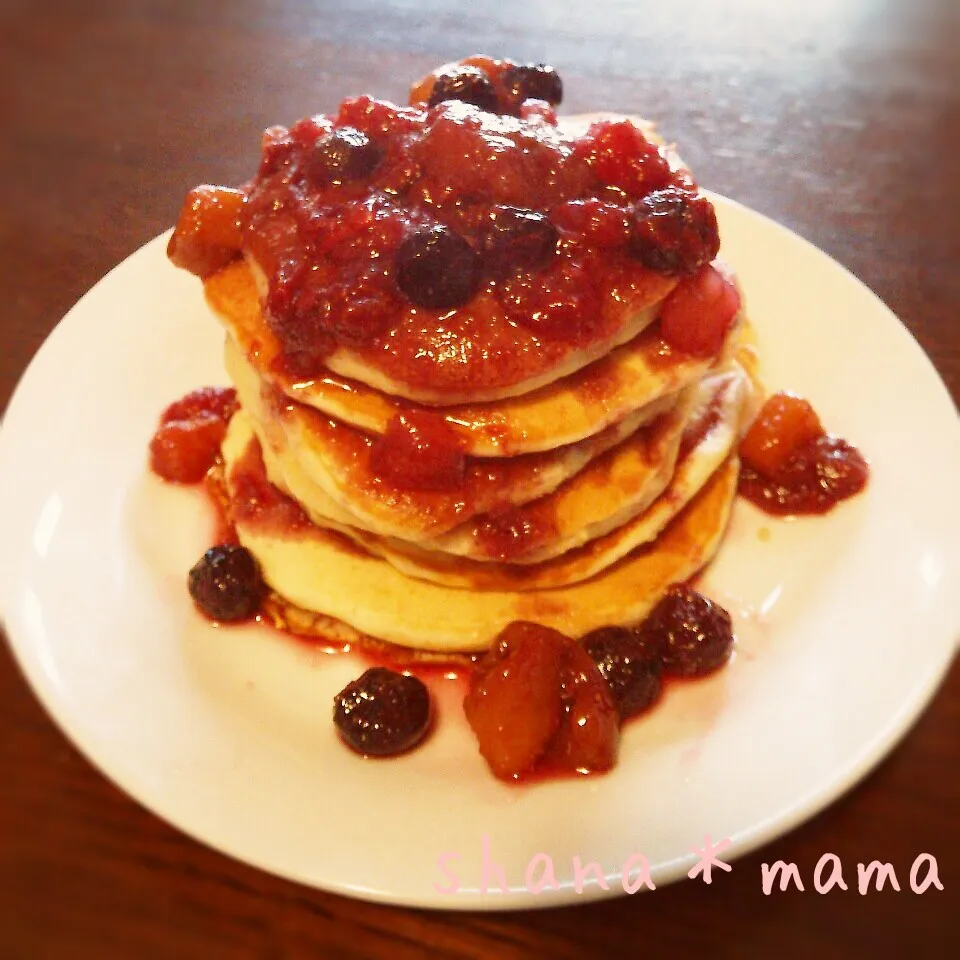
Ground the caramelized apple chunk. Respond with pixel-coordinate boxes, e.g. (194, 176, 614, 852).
(544, 642, 620, 774)
(463, 621, 566, 779)
(167, 184, 246, 278)
(464, 621, 620, 780)
(739, 392, 824, 477)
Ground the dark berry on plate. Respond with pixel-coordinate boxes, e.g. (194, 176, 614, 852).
(333, 667, 432, 756)
(395, 224, 480, 309)
(188, 544, 264, 621)
(479, 206, 558, 277)
(581, 626, 662, 719)
(502, 62, 563, 107)
(306, 127, 383, 184)
(427, 65, 500, 112)
(628, 187, 720, 275)
(642, 585, 734, 677)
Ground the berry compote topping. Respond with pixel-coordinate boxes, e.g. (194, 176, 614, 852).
(368, 411, 467, 491)
(169, 56, 725, 389)
(188, 543, 265, 622)
(306, 126, 384, 185)
(738, 392, 869, 515)
(333, 667, 432, 756)
(412, 56, 563, 116)
(149, 386, 238, 483)
(167, 186, 246, 278)
(573, 119, 672, 197)
(641, 585, 734, 678)
(543, 640, 620, 775)
(657, 264, 741, 357)
(501, 62, 564, 110)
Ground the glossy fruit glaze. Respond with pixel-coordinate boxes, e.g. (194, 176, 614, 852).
(167, 56, 734, 395)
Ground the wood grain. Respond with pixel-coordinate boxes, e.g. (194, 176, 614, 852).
(1, 1, 957, 956)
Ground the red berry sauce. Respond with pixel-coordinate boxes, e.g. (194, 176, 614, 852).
(167, 56, 729, 397)
(738, 392, 869, 515)
(739, 435, 869, 515)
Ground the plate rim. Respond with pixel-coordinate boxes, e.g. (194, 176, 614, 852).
(1, 194, 958, 910)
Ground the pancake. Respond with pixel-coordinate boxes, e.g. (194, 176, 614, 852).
(226, 334, 683, 540)
(308, 365, 751, 587)
(207, 258, 737, 456)
(220, 416, 741, 652)
(225, 360, 749, 589)
(245, 385, 686, 559)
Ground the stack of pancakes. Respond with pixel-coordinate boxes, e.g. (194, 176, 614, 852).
(207, 248, 759, 654)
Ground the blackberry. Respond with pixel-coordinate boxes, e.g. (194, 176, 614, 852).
(582, 626, 661, 719)
(334, 668, 432, 756)
(188, 544, 264, 621)
(395, 224, 480, 309)
(643, 585, 734, 677)
(479, 206, 558, 277)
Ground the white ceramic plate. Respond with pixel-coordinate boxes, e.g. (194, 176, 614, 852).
(1, 196, 958, 910)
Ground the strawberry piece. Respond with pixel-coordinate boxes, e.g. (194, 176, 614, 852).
(544, 642, 620, 774)
(659, 264, 741, 357)
(463, 622, 566, 779)
(288, 114, 335, 150)
(740, 392, 825, 478)
(574, 119, 672, 198)
(149, 413, 227, 484)
(415, 103, 558, 208)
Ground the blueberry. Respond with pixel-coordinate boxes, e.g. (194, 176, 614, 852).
(333, 667, 432, 756)
(188, 544, 264, 621)
(479, 206, 558, 278)
(395, 224, 480, 309)
(428, 66, 500, 113)
(581, 626, 661, 719)
(628, 187, 720, 276)
(642, 585, 734, 677)
(306, 127, 383, 185)
(502, 62, 563, 108)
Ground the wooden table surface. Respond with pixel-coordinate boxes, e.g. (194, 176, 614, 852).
(1, 1, 957, 956)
